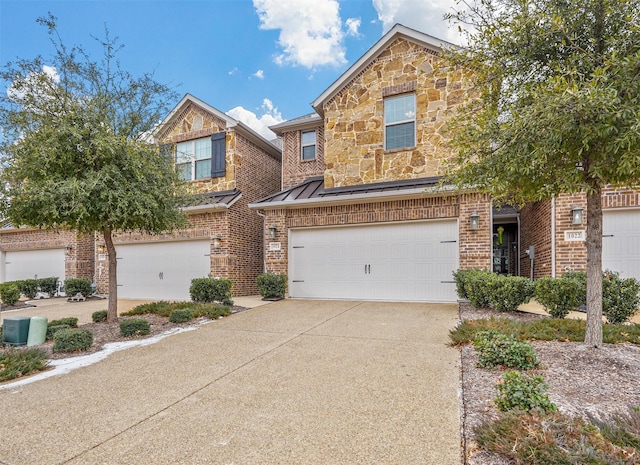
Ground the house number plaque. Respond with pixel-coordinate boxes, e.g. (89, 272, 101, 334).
(269, 242, 281, 251)
(564, 230, 585, 242)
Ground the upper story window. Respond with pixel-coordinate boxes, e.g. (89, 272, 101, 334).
(301, 130, 316, 160)
(384, 94, 416, 151)
(175, 137, 211, 181)
(173, 132, 226, 181)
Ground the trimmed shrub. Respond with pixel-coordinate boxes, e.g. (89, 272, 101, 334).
(197, 304, 230, 320)
(169, 309, 194, 323)
(48, 317, 78, 328)
(453, 269, 475, 299)
(46, 324, 71, 340)
(190, 278, 233, 306)
(464, 270, 498, 308)
(473, 330, 539, 370)
(91, 310, 108, 323)
(535, 276, 583, 318)
(19, 279, 39, 299)
(38, 277, 59, 297)
(64, 278, 93, 297)
(53, 328, 93, 352)
(488, 275, 535, 312)
(0, 283, 20, 305)
(120, 318, 151, 337)
(0, 348, 49, 382)
(602, 271, 640, 324)
(256, 273, 287, 298)
(494, 371, 557, 413)
(123, 301, 173, 317)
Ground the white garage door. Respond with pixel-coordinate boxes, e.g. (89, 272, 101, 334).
(116, 241, 211, 300)
(2, 249, 65, 282)
(289, 220, 459, 302)
(603, 209, 640, 282)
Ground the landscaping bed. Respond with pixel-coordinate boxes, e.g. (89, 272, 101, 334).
(458, 302, 640, 464)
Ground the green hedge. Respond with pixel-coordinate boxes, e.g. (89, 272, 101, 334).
(64, 278, 93, 297)
(169, 309, 194, 323)
(256, 273, 287, 298)
(535, 270, 640, 323)
(53, 328, 93, 352)
(189, 278, 233, 306)
(92, 310, 108, 323)
(454, 270, 533, 311)
(18, 279, 39, 299)
(38, 277, 59, 297)
(120, 319, 151, 337)
(0, 283, 20, 305)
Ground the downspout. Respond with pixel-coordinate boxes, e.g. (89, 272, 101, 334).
(551, 196, 556, 278)
(256, 210, 267, 273)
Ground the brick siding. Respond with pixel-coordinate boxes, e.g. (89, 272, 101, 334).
(282, 127, 325, 190)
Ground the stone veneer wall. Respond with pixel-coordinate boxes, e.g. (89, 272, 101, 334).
(281, 126, 325, 189)
(263, 193, 492, 278)
(322, 38, 471, 189)
(158, 101, 236, 193)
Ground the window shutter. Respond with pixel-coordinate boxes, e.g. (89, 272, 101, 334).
(211, 132, 226, 178)
(160, 143, 174, 164)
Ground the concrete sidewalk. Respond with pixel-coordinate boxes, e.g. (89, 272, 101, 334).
(0, 300, 461, 464)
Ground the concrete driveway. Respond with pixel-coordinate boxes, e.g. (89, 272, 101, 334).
(0, 299, 461, 465)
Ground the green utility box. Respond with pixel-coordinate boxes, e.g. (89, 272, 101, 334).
(2, 317, 32, 346)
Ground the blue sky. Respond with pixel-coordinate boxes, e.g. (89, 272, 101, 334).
(0, 0, 460, 140)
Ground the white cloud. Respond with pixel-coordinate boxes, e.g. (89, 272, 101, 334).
(345, 17, 361, 37)
(253, 69, 265, 79)
(7, 65, 60, 103)
(372, 0, 462, 44)
(227, 98, 284, 141)
(228, 67, 239, 76)
(253, 0, 347, 68)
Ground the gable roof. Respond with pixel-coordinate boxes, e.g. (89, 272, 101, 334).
(311, 24, 456, 115)
(269, 113, 322, 136)
(155, 93, 281, 160)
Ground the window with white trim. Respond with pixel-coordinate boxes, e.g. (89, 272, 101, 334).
(384, 94, 416, 151)
(301, 130, 316, 160)
(175, 137, 212, 181)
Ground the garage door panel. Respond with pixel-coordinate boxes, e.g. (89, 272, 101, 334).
(603, 210, 640, 282)
(3, 249, 65, 282)
(117, 241, 211, 300)
(289, 220, 458, 302)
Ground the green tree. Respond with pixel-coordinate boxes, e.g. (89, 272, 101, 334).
(0, 15, 188, 321)
(445, 0, 640, 347)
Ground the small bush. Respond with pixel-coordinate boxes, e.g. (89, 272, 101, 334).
(53, 328, 93, 352)
(119, 318, 151, 337)
(0, 348, 49, 382)
(38, 277, 59, 297)
(123, 301, 174, 317)
(0, 283, 20, 305)
(91, 310, 108, 323)
(19, 279, 39, 299)
(48, 317, 78, 328)
(64, 278, 93, 297)
(590, 406, 640, 450)
(46, 324, 71, 340)
(494, 371, 557, 413)
(452, 269, 476, 300)
(464, 270, 498, 308)
(488, 275, 535, 312)
(602, 271, 640, 324)
(473, 330, 539, 370)
(256, 273, 287, 298)
(195, 304, 230, 320)
(535, 276, 583, 318)
(190, 278, 233, 305)
(169, 309, 194, 323)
